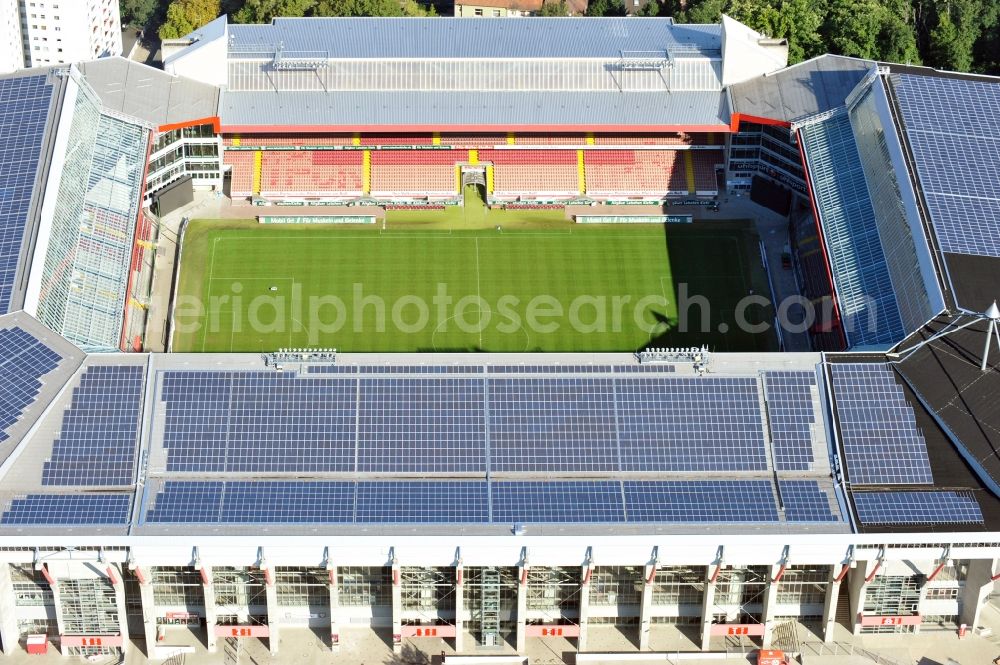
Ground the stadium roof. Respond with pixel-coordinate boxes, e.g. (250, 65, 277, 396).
(225, 17, 722, 60)
(728, 54, 873, 123)
(219, 89, 730, 132)
(77, 57, 220, 130)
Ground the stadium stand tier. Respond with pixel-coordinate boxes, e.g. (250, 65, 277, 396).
(0, 13, 999, 660)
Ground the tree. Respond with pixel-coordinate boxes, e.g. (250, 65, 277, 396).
(538, 0, 569, 15)
(159, 0, 221, 39)
(586, 0, 625, 17)
(121, 0, 158, 28)
(312, 0, 431, 16)
(928, 0, 997, 72)
(234, 0, 316, 22)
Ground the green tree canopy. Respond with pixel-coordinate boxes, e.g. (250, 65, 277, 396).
(121, 0, 158, 28)
(159, 0, 221, 39)
(234, 0, 316, 22)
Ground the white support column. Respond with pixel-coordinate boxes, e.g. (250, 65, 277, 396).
(638, 562, 655, 651)
(44, 565, 66, 656)
(391, 559, 402, 654)
(200, 564, 217, 653)
(700, 566, 716, 652)
(959, 558, 998, 631)
(454, 561, 464, 653)
(515, 563, 527, 654)
(107, 564, 130, 658)
(263, 565, 279, 656)
(0, 564, 20, 654)
(132, 565, 158, 656)
(760, 564, 782, 647)
(847, 562, 869, 637)
(578, 562, 593, 652)
(822, 565, 845, 643)
(328, 565, 340, 650)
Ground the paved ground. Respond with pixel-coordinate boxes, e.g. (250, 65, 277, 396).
(4, 617, 996, 664)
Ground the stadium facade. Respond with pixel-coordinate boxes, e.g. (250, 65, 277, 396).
(0, 14, 998, 661)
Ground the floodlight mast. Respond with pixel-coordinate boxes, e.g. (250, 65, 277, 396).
(981, 301, 1000, 372)
(885, 301, 1000, 372)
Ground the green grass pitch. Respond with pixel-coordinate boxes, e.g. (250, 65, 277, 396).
(172, 210, 775, 354)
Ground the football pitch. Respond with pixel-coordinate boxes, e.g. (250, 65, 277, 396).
(172, 211, 776, 354)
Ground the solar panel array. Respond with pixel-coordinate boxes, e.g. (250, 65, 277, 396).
(0, 326, 62, 443)
(357, 378, 486, 473)
(42, 365, 144, 486)
(489, 378, 617, 472)
(144, 479, 840, 525)
(763, 371, 818, 471)
(617, 378, 767, 472)
(829, 363, 933, 485)
(892, 74, 1000, 258)
(162, 372, 356, 473)
(0, 493, 131, 525)
(0, 75, 53, 314)
(853, 491, 984, 525)
(779, 480, 839, 522)
(158, 371, 771, 474)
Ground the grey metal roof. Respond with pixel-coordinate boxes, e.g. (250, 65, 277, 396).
(77, 57, 220, 128)
(728, 54, 873, 123)
(219, 89, 729, 130)
(227, 17, 722, 60)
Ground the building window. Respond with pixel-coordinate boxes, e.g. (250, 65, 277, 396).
(474, 8, 483, 15)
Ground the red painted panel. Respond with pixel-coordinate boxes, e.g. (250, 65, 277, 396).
(60, 635, 124, 648)
(401, 626, 457, 638)
(525, 625, 581, 638)
(158, 116, 221, 133)
(859, 614, 921, 627)
(708, 624, 766, 637)
(213, 625, 271, 638)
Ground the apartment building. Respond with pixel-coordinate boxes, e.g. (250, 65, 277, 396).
(10, 0, 121, 70)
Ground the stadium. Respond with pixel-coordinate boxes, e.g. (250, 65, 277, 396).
(0, 12, 997, 663)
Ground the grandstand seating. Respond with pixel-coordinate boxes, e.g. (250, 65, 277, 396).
(515, 135, 585, 145)
(584, 150, 687, 195)
(260, 151, 363, 196)
(224, 150, 254, 197)
(361, 135, 435, 145)
(480, 149, 579, 195)
(370, 150, 462, 195)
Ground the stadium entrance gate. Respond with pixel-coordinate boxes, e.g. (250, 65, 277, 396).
(462, 168, 487, 204)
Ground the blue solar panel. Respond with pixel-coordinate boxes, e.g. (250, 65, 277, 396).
(779, 480, 839, 522)
(42, 365, 144, 486)
(617, 377, 767, 472)
(0, 75, 53, 314)
(854, 491, 984, 525)
(623, 480, 779, 522)
(491, 481, 625, 523)
(357, 378, 486, 473)
(763, 371, 818, 471)
(162, 372, 357, 473)
(1, 493, 130, 525)
(487, 365, 675, 374)
(489, 378, 617, 472)
(142, 478, 830, 525)
(144, 481, 223, 523)
(355, 481, 489, 523)
(0, 326, 62, 442)
(829, 363, 933, 485)
(893, 74, 1000, 258)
